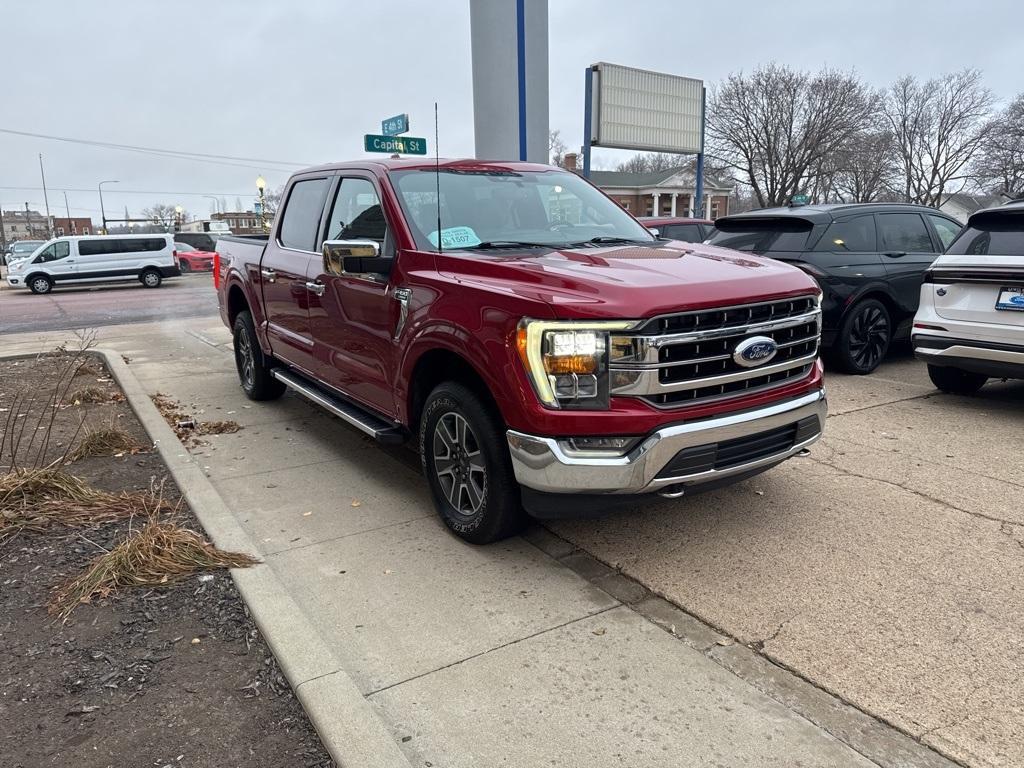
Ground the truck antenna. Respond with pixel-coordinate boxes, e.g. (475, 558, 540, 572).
(434, 101, 442, 255)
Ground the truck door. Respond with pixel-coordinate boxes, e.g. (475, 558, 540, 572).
(259, 175, 331, 376)
(308, 175, 399, 417)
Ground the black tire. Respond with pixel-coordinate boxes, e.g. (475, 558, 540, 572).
(27, 274, 53, 295)
(420, 382, 525, 544)
(927, 364, 987, 395)
(233, 310, 286, 401)
(140, 268, 162, 288)
(830, 298, 892, 374)
(178, 260, 191, 274)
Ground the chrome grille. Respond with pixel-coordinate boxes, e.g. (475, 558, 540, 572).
(610, 296, 821, 408)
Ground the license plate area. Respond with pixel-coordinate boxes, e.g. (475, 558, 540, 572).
(995, 286, 1024, 312)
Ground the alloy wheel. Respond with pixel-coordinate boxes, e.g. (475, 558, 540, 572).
(237, 326, 255, 389)
(848, 305, 889, 370)
(32, 277, 51, 294)
(432, 412, 486, 516)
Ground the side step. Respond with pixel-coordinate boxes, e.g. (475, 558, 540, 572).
(271, 368, 406, 444)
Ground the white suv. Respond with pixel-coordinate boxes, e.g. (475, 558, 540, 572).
(913, 201, 1024, 393)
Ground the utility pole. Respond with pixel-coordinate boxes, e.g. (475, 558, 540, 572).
(63, 192, 72, 234)
(0, 207, 7, 253)
(25, 202, 33, 238)
(38, 154, 53, 238)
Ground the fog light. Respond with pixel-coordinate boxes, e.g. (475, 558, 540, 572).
(560, 435, 640, 457)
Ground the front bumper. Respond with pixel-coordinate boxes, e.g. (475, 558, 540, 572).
(506, 388, 826, 495)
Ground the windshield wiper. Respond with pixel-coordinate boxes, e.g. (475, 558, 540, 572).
(471, 241, 553, 250)
(568, 236, 652, 247)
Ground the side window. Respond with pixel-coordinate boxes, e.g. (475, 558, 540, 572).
(878, 213, 934, 252)
(815, 216, 876, 252)
(278, 178, 330, 251)
(663, 224, 702, 242)
(327, 178, 387, 243)
(35, 242, 70, 262)
(928, 215, 961, 251)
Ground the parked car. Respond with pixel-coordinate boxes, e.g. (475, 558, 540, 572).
(638, 216, 715, 242)
(5, 234, 180, 294)
(913, 200, 1024, 393)
(3, 239, 45, 267)
(174, 231, 222, 252)
(707, 203, 963, 374)
(174, 242, 216, 272)
(216, 159, 826, 543)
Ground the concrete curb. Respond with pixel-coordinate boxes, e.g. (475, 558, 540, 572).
(94, 348, 413, 768)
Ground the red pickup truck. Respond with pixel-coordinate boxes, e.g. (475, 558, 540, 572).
(216, 159, 826, 543)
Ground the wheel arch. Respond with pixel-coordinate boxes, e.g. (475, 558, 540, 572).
(406, 347, 506, 435)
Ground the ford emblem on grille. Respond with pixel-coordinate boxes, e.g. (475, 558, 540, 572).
(733, 336, 778, 368)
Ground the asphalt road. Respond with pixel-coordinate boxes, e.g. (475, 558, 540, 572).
(0, 273, 218, 334)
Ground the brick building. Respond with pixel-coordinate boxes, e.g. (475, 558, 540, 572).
(51, 217, 94, 237)
(563, 154, 733, 219)
(211, 210, 274, 235)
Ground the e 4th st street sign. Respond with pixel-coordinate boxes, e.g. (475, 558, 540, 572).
(364, 134, 427, 155)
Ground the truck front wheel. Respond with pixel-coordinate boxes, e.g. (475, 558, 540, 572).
(420, 382, 525, 544)
(233, 310, 286, 401)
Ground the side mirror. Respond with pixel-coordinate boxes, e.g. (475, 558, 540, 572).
(646, 227, 660, 237)
(322, 239, 391, 276)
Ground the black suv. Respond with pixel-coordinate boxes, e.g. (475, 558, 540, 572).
(706, 203, 963, 374)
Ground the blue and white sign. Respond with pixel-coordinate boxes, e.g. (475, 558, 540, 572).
(733, 336, 779, 368)
(427, 226, 482, 250)
(382, 113, 409, 136)
(996, 287, 1024, 311)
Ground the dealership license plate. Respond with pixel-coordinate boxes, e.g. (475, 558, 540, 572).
(995, 286, 1024, 311)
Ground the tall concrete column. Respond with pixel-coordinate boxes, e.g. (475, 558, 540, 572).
(652, 192, 661, 216)
(470, 0, 549, 163)
(670, 193, 678, 217)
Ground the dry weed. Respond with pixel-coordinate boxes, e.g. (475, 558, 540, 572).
(66, 386, 125, 406)
(51, 516, 259, 619)
(68, 425, 144, 461)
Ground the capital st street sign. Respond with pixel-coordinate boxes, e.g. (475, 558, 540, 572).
(364, 134, 427, 155)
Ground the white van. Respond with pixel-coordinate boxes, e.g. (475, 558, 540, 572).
(5, 234, 180, 294)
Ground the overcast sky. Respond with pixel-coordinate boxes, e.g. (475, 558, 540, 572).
(2, 0, 1021, 224)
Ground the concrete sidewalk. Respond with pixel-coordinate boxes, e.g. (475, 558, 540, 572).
(3, 318, 948, 767)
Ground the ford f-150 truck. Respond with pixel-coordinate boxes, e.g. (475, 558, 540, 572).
(216, 159, 826, 543)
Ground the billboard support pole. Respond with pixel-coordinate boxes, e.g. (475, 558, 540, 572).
(582, 66, 593, 178)
(694, 86, 706, 217)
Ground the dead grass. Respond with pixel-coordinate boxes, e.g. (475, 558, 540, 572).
(73, 360, 104, 378)
(68, 425, 144, 461)
(66, 386, 125, 406)
(0, 467, 170, 544)
(151, 392, 241, 444)
(197, 420, 241, 436)
(50, 516, 259, 619)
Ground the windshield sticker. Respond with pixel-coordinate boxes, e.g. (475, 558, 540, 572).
(428, 226, 481, 250)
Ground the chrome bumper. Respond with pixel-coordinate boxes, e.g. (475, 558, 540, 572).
(506, 388, 826, 495)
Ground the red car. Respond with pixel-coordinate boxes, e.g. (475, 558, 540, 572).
(216, 159, 825, 543)
(174, 242, 216, 272)
(639, 216, 715, 243)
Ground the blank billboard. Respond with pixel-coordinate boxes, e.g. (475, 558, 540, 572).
(591, 63, 704, 154)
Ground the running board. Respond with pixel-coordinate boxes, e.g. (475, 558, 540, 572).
(271, 368, 406, 444)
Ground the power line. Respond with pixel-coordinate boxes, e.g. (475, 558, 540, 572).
(0, 127, 310, 170)
(0, 185, 263, 197)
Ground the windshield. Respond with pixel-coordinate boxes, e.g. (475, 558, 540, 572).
(174, 242, 197, 252)
(947, 213, 1024, 256)
(389, 168, 654, 251)
(706, 218, 813, 253)
(12, 241, 44, 254)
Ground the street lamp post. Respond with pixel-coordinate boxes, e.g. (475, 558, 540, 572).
(98, 180, 119, 234)
(256, 175, 266, 231)
(203, 195, 220, 216)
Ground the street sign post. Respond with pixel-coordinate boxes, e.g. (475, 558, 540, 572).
(381, 114, 409, 136)
(364, 134, 427, 155)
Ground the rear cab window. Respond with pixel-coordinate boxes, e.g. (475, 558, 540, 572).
(706, 217, 813, 253)
(662, 224, 704, 242)
(278, 178, 331, 252)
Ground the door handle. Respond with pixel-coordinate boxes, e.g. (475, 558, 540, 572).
(305, 281, 325, 296)
(261, 268, 277, 282)
(884, 251, 906, 258)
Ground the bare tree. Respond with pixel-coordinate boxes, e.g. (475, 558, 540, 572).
(263, 185, 285, 216)
(882, 70, 995, 207)
(808, 127, 898, 203)
(707, 64, 876, 207)
(972, 93, 1024, 196)
(141, 204, 187, 229)
(615, 152, 686, 174)
(549, 130, 568, 166)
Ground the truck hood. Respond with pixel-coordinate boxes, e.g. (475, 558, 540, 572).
(436, 241, 819, 320)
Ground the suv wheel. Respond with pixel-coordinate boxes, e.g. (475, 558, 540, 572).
(28, 275, 53, 295)
(832, 298, 891, 374)
(927, 364, 987, 395)
(178, 260, 191, 273)
(420, 382, 525, 544)
(140, 268, 162, 288)
(233, 310, 286, 401)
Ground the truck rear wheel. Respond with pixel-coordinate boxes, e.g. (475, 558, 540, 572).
(233, 310, 286, 401)
(420, 382, 525, 544)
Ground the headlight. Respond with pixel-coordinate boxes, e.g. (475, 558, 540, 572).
(515, 319, 637, 409)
